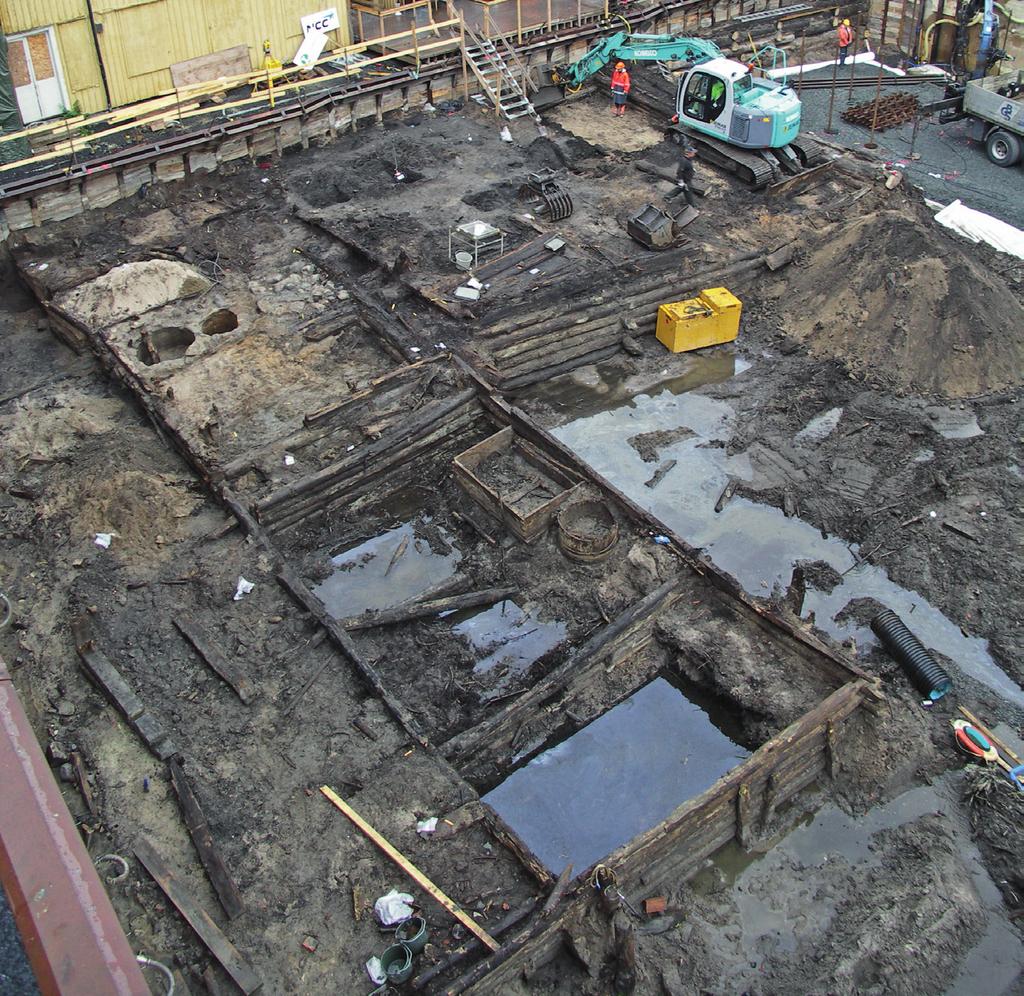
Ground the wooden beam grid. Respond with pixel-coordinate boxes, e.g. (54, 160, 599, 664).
(27, 210, 888, 994)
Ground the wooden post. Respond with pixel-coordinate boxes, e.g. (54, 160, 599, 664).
(880, 0, 891, 47)
(496, 66, 502, 117)
(412, 17, 421, 72)
(825, 720, 838, 779)
(517, 0, 523, 42)
(760, 769, 779, 832)
(320, 787, 500, 952)
(736, 782, 754, 851)
(547, 0, 553, 31)
(461, 18, 470, 100)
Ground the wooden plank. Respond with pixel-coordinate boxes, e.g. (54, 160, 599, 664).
(168, 758, 245, 921)
(320, 787, 499, 951)
(72, 615, 179, 762)
(134, 837, 262, 994)
(338, 585, 518, 631)
(171, 46, 251, 89)
(174, 618, 255, 704)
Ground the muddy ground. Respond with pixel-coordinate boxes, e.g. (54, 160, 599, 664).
(2, 82, 1023, 996)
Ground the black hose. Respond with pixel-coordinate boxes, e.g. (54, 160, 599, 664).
(871, 609, 953, 700)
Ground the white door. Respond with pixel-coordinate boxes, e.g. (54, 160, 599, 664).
(6, 29, 68, 122)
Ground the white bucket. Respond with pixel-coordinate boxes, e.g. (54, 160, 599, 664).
(454, 251, 473, 271)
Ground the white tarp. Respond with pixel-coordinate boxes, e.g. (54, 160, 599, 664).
(934, 199, 1024, 260)
(765, 52, 878, 78)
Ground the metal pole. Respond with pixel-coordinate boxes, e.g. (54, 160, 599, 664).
(824, 45, 840, 134)
(865, 62, 883, 148)
(797, 31, 806, 95)
(846, 11, 860, 105)
(908, 110, 921, 158)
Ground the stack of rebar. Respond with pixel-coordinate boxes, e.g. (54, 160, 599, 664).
(842, 93, 920, 131)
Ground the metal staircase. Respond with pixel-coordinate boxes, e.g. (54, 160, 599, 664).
(462, 24, 542, 125)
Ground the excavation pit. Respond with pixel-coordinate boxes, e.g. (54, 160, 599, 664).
(137, 326, 195, 365)
(483, 674, 751, 875)
(201, 308, 239, 336)
(4, 71, 1022, 996)
(453, 426, 581, 543)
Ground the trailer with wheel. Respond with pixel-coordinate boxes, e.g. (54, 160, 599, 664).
(941, 70, 1024, 167)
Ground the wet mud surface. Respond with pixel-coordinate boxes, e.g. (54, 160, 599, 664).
(1, 88, 1023, 995)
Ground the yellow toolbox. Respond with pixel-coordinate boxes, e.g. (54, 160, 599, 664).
(655, 287, 742, 353)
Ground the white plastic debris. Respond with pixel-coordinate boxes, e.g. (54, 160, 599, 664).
(500, 126, 512, 143)
(94, 533, 113, 549)
(366, 957, 386, 984)
(409, 346, 421, 353)
(928, 511, 937, 518)
(455, 286, 481, 301)
(466, 277, 482, 290)
(38, 263, 49, 271)
(416, 817, 438, 836)
(422, 102, 435, 112)
(374, 889, 415, 925)
(934, 199, 1024, 260)
(528, 268, 540, 275)
(435, 342, 446, 350)
(233, 577, 255, 601)
(284, 453, 295, 466)
(260, 177, 269, 183)
(347, 444, 356, 452)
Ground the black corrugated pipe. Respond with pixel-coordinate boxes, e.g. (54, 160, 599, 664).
(871, 609, 953, 700)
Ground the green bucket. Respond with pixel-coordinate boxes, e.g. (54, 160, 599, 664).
(395, 916, 428, 954)
(381, 942, 413, 984)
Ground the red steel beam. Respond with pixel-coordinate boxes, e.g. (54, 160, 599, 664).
(0, 659, 150, 995)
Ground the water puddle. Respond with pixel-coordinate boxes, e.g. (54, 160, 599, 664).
(452, 599, 567, 682)
(690, 776, 1024, 995)
(925, 405, 984, 440)
(483, 676, 750, 875)
(794, 406, 843, 445)
(551, 386, 1024, 708)
(522, 351, 751, 420)
(311, 519, 461, 620)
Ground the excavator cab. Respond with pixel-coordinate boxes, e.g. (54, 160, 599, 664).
(675, 58, 801, 150)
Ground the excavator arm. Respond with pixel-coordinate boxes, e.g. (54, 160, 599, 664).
(554, 32, 724, 90)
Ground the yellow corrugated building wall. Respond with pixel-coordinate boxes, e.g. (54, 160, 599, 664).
(1, 0, 352, 113)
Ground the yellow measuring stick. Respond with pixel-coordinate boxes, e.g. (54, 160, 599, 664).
(320, 786, 500, 951)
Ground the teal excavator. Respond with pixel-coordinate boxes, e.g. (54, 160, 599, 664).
(552, 31, 827, 188)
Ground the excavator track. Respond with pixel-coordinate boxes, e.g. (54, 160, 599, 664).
(667, 126, 778, 189)
(789, 135, 828, 168)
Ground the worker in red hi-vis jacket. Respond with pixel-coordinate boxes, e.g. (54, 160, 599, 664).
(837, 19, 853, 65)
(610, 62, 631, 116)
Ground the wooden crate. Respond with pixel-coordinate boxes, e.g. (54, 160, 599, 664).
(453, 426, 580, 543)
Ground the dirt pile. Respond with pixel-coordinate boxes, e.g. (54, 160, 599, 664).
(780, 209, 1024, 397)
(56, 259, 211, 328)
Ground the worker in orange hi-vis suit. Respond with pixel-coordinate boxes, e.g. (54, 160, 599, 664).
(610, 62, 631, 116)
(837, 19, 853, 66)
